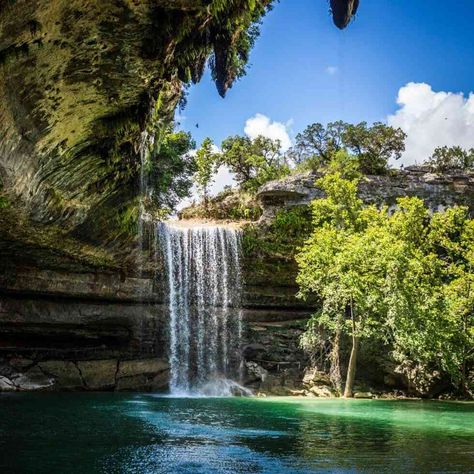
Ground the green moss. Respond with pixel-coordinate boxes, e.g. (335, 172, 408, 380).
(0, 0, 273, 250)
(242, 205, 312, 258)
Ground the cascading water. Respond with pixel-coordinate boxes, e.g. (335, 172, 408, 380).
(157, 221, 250, 396)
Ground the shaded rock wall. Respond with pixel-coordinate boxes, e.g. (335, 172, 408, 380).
(0, 260, 313, 391)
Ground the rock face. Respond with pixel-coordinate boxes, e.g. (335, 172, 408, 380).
(0, 0, 276, 246)
(0, 1, 355, 246)
(0, 249, 314, 391)
(258, 168, 474, 222)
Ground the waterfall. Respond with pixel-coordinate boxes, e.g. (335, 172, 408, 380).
(157, 221, 248, 396)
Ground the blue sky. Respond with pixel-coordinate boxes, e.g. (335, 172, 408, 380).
(176, 0, 474, 197)
(179, 0, 474, 148)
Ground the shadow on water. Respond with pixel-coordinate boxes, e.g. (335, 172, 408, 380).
(0, 393, 473, 474)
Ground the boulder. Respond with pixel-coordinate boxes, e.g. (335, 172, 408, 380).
(303, 368, 332, 387)
(13, 367, 54, 391)
(0, 376, 16, 391)
(76, 360, 117, 390)
(309, 385, 335, 398)
(38, 361, 83, 389)
(353, 392, 373, 399)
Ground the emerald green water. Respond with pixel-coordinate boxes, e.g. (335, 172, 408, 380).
(0, 394, 473, 473)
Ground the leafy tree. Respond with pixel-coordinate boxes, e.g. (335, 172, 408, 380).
(297, 171, 392, 397)
(194, 138, 218, 209)
(219, 134, 289, 192)
(427, 146, 474, 173)
(146, 127, 196, 213)
(288, 121, 347, 166)
(343, 122, 406, 174)
(297, 167, 474, 397)
(289, 121, 406, 175)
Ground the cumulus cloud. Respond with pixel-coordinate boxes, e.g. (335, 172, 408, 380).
(325, 66, 338, 75)
(244, 113, 292, 151)
(388, 82, 474, 166)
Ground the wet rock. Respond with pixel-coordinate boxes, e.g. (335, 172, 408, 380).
(13, 367, 54, 391)
(116, 375, 149, 391)
(76, 360, 117, 390)
(290, 389, 306, 396)
(353, 392, 373, 399)
(9, 358, 34, 370)
(117, 359, 169, 379)
(38, 361, 83, 389)
(309, 385, 335, 398)
(0, 376, 16, 391)
(245, 361, 269, 383)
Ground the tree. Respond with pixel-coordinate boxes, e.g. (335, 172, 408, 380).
(297, 165, 474, 397)
(288, 121, 406, 175)
(427, 146, 474, 173)
(288, 121, 347, 166)
(297, 171, 391, 397)
(146, 127, 196, 213)
(343, 122, 406, 174)
(194, 138, 218, 209)
(219, 134, 289, 192)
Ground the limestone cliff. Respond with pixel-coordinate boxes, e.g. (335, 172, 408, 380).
(0, 0, 362, 392)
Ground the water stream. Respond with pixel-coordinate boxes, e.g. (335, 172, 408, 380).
(157, 221, 248, 396)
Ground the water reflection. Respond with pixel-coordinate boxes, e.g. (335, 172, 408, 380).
(0, 394, 472, 473)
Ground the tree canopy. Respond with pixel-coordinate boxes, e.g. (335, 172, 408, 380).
(194, 138, 219, 208)
(145, 127, 196, 214)
(427, 146, 474, 173)
(297, 166, 474, 397)
(288, 121, 406, 175)
(219, 134, 289, 192)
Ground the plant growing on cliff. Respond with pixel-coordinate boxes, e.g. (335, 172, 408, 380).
(426, 146, 474, 173)
(219, 134, 290, 192)
(297, 170, 474, 397)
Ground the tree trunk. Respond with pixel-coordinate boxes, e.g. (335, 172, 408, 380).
(343, 298, 358, 398)
(330, 317, 343, 394)
(343, 333, 359, 398)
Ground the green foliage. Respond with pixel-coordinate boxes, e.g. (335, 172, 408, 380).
(289, 121, 406, 175)
(242, 205, 312, 259)
(194, 138, 219, 206)
(297, 169, 474, 396)
(180, 188, 262, 221)
(208, 1, 273, 96)
(289, 121, 347, 166)
(343, 122, 406, 174)
(427, 146, 474, 173)
(145, 127, 196, 214)
(219, 134, 290, 192)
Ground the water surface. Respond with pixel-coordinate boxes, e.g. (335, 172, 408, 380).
(0, 394, 472, 473)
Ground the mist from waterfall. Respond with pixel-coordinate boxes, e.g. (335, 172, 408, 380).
(157, 222, 249, 396)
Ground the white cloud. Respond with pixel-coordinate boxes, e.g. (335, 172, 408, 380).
(388, 82, 474, 167)
(244, 113, 292, 151)
(325, 66, 338, 75)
